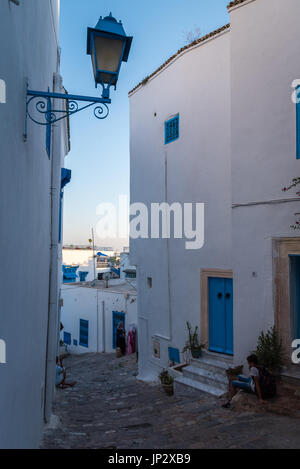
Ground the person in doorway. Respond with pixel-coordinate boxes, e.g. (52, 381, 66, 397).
(116, 321, 126, 356)
(56, 357, 76, 389)
(222, 354, 267, 408)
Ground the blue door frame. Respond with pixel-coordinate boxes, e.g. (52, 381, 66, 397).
(112, 311, 125, 349)
(209, 277, 233, 356)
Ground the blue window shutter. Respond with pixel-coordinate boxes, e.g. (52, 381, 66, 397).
(165, 115, 179, 144)
(168, 347, 180, 364)
(297, 90, 300, 159)
(79, 319, 89, 348)
(61, 168, 72, 189)
(64, 332, 71, 346)
(58, 191, 63, 243)
(59, 169, 71, 243)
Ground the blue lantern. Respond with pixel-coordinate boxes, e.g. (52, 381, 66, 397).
(87, 13, 133, 98)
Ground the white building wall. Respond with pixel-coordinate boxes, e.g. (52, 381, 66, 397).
(61, 284, 137, 354)
(130, 31, 232, 380)
(0, 0, 66, 448)
(229, 0, 300, 363)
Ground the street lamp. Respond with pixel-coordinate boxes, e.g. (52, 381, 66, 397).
(24, 13, 132, 152)
(87, 13, 132, 98)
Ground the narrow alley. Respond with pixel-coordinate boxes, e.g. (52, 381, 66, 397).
(41, 354, 300, 449)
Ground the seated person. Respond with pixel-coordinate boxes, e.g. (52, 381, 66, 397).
(56, 357, 76, 389)
(223, 354, 267, 408)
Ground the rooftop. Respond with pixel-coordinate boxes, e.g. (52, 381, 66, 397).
(227, 0, 252, 10)
(62, 279, 136, 294)
(129, 24, 230, 96)
(129, 0, 257, 96)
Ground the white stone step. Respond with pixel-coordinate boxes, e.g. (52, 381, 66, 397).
(191, 354, 232, 374)
(174, 376, 226, 398)
(183, 365, 228, 391)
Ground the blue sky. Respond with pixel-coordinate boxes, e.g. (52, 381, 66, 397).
(60, 0, 230, 248)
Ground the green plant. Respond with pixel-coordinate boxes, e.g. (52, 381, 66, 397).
(141, 76, 149, 86)
(282, 178, 300, 229)
(159, 370, 174, 386)
(182, 322, 205, 354)
(254, 327, 284, 373)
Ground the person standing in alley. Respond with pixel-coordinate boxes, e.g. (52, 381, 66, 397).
(116, 321, 126, 356)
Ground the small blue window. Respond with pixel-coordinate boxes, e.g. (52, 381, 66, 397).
(168, 347, 180, 364)
(165, 115, 179, 144)
(297, 87, 300, 159)
(79, 319, 89, 348)
(64, 332, 71, 346)
(73, 339, 78, 347)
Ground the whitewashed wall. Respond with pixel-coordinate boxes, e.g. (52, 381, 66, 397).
(0, 0, 65, 448)
(130, 31, 232, 380)
(61, 284, 137, 354)
(229, 0, 300, 364)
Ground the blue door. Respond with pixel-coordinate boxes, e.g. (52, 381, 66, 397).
(112, 311, 125, 349)
(79, 319, 89, 348)
(209, 278, 233, 356)
(289, 256, 300, 340)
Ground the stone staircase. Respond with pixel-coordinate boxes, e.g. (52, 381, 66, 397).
(174, 351, 232, 398)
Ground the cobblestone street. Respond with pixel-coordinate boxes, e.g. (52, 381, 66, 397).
(41, 354, 300, 449)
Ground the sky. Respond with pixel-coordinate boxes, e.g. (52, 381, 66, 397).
(60, 0, 230, 249)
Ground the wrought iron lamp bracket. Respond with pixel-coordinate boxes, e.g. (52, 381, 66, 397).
(24, 86, 111, 142)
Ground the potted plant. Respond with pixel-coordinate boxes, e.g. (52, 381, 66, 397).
(254, 327, 284, 375)
(182, 322, 205, 359)
(159, 370, 174, 396)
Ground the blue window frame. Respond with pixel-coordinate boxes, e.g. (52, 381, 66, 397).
(64, 332, 71, 346)
(79, 319, 89, 348)
(165, 115, 179, 144)
(297, 87, 300, 159)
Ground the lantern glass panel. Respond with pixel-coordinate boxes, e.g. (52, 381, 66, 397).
(93, 35, 124, 85)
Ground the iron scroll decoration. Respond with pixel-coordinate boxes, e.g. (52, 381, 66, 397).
(23, 86, 112, 144)
(25, 94, 110, 128)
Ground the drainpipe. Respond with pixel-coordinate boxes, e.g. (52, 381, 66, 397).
(44, 72, 63, 423)
(165, 151, 172, 342)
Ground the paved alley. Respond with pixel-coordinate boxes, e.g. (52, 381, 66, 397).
(41, 354, 300, 449)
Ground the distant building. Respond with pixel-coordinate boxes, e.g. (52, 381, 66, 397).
(61, 280, 137, 354)
(120, 252, 137, 279)
(62, 248, 117, 282)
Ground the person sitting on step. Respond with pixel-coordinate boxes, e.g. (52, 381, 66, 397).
(222, 354, 267, 408)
